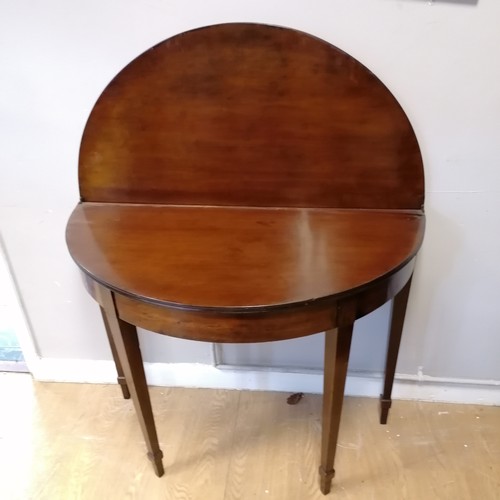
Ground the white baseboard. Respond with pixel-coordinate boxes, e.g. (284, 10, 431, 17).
(29, 358, 500, 406)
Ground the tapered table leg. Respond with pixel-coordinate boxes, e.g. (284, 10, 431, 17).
(380, 275, 413, 425)
(319, 312, 354, 495)
(100, 306, 131, 399)
(100, 288, 164, 476)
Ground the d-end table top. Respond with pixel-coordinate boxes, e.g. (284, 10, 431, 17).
(68, 23, 426, 314)
(66, 203, 424, 312)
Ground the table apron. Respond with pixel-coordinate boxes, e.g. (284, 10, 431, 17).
(80, 258, 415, 343)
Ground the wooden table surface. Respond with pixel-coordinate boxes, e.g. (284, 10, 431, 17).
(65, 23, 426, 495)
(67, 203, 424, 311)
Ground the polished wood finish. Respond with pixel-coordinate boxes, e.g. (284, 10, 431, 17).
(67, 203, 423, 311)
(65, 23, 425, 495)
(3, 376, 500, 499)
(380, 276, 413, 425)
(99, 287, 164, 476)
(99, 306, 130, 399)
(79, 23, 423, 210)
(319, 300, 356, 495)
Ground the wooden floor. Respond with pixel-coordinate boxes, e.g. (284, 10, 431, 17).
(0, 373, 499, 499)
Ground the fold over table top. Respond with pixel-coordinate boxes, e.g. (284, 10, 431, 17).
(66, 203, 424, 312)
(67, 23, 425, 316)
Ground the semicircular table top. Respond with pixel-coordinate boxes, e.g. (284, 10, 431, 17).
(77, 23, 423, 211)
(67, 203, 424, 311)
(67, 22, 425, 314)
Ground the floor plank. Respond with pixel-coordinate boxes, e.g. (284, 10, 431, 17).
(0, 373, 499, 499)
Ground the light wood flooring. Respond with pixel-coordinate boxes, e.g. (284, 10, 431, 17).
(0, 373, 499, 499)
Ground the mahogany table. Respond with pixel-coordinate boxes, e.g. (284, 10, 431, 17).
(66, 23, 425, 495)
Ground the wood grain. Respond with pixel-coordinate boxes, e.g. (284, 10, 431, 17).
(65, 22, 427, 495)
(79, 23, 424, 210)
(99, 287, 164, 476)
(320, 301, 356, 494)
(1, 374, 499, 499)
(380, 275, 413, 425)
(66, 203, 424, 310)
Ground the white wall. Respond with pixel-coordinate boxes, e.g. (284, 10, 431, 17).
(1, 0, 500, 394)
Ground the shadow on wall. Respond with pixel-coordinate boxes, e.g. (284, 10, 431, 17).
(398, 203, 462, 375)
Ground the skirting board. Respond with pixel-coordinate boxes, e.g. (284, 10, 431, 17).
(29, 358, 500, 406)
